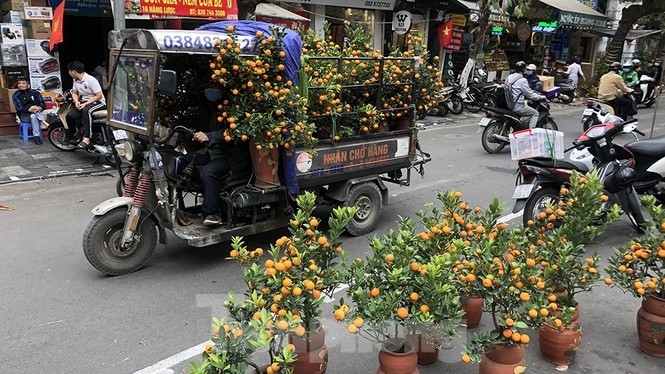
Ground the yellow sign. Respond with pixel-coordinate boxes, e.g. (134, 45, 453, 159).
(451, 14, 466, 27)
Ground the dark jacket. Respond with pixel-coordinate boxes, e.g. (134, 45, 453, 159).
(206, 130, 251, 174)
(525, 73, 542, 92)
(12, 88, 46, 123)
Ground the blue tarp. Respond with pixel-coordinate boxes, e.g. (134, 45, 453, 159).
(196, 20, 301, 195)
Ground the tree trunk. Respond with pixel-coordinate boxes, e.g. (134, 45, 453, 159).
(470, 3, 492, 61)
(605, 1, 665, 64)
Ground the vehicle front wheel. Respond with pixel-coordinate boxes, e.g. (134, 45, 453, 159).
(83, 208, 157, 275)
(522, 187, 560, 227)
(481, 121, 509, 154)
(47, 123, 77, 151)
(344, 182, 383, 236)
(448, 95, 464, 115)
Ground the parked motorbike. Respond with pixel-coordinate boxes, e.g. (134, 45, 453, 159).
(581, 98, 615, 131)
(431, 86, 461, 115)
(636, 74, 656, 107)
(553, 77, 575, 104)
(46, 90, 120, 165)
(478, 100, 558, 154)
(513, 118, 646, 231)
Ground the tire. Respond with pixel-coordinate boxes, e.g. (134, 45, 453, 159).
(343, 182, 383, 236)
(484, 96, 497, 108)
(83, 208, 157, 275)
(541, 118, 558, 131)
(560, 93, 574, 104)
(481, 121, 509, 154)
(432, 102, 449, 117)
(522, 187, 560, 227)
(448, 95, 464, 115)
(465, 89, 485, 113)
(625, 189, 646, 233)
(47, 123, 77, 151)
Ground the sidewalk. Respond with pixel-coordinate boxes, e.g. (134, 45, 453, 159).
(0, 100, 587, 185)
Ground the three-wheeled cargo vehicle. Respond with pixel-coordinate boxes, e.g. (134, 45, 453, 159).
(83, 22, 430, 275)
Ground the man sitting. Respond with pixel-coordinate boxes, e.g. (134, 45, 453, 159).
(12, 77, 46, 145)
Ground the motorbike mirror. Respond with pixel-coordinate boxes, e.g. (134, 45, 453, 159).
(156, 70, 177, 96)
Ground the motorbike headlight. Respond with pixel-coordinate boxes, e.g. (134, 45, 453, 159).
(124, 141, 137, 162)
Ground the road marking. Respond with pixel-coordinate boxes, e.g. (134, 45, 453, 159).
(133, 340, 211, 374)
(499, 211, 522, 223)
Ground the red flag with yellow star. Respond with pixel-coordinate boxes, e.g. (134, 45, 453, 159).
(50, 1, 65, 51)
(437, 18, 453, 49)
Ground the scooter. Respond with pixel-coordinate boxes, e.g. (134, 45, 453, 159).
(636, 74, 656, 107)
(45, 90, 122, 165)
(553, 77, 575, 104)
(513, 119, 646, 231)
(581, 98, 615, 131)
(478, 100, 558, 154)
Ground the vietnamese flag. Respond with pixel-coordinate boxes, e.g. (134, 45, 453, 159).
(437, 18, 454, 49)
(50, 1, 65, 51)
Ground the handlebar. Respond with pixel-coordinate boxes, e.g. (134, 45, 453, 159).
(159, 125, 197, 146)
(635, 129, 646, 137)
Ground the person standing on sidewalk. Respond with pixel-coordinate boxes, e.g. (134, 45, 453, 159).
(65, 60, 106, 149)
(12, 77, 46, 145)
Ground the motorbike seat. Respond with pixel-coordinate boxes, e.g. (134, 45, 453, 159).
(519, 157, 589, 173)
(625, 136, 665, 159)
(92, 110, 107, 119)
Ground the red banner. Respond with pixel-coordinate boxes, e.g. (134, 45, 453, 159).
(50, 1, 65, 51)
(139, 0, 238, 19)
(437, 19, 453, 49)
(443, 29, 463, 51)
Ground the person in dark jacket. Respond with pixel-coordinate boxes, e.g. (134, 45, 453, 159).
(12, 77, 46, 144)
(525, 64, 542, 92)
(191, 86, 251, 226)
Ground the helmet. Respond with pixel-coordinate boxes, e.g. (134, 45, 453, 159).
(610, 62, 622, 71)
(604, 166, 637, 193)
(526, 63, 537, 71)
(632, 59, 641, 67)
(514, 61, 526, 72)
(623, 61, 632, 68)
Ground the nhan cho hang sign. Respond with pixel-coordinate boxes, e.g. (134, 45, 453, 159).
(126, 0, 238, 19)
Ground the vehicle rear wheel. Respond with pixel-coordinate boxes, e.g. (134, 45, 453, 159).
(83, 208, 157, 275)
(448, 95, 464, 115)
(432, 102, 449, 117)
(541, 118, 558, 131)
(625, 188, 646, 233)
(560, 93, 574, 104)
(465, 89, 485, 113)
(481, 121, 509, 154)
(344, 182, 383, 236)
(47, 123, 77, 151)
(523, 187, 560, 227)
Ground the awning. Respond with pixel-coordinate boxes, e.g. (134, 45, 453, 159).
(590, 28, 662, 41)
(255, 3, 309, 22)
(538, 0, 608, 28)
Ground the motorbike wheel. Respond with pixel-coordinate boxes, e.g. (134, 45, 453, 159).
(484, 96, 497, 108)
(481, 121, 509, 154)
(582, 118, 594, 131)
(625, 188, 646, 233)
(83, 208, 158, 275)
(560, 93, 574, 104)
(465, 89, 485, 113)
(542, 118, 558, 131)
(522, 187, 560, 227)
(432, 103, 449, 117)
(343, 182, 383, 236)
(47, 123, 77, 151)
(448, 95, 464, 115)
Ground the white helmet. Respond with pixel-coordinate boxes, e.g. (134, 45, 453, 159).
(526, 63, 537, 71)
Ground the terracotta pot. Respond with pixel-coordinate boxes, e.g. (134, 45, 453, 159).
(377, 338, 419, 374)
(637, 292, 665, 357)
(461, 295, 483, 328)
(289, 320, 328, 374)
(479, 345, 526, 374)
(539, 321, 582, 366)
(249, 138, 280, 189)
(408, 334, 438, 365)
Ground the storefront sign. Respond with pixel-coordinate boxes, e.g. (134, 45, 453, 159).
(393, 10, 412, 35)
(559, 11, 606, 28)
(577, 0, 598, 10)
(256, 16, 308, 32)
(451, 14, 466, 27)
(443, 29, 463, 51)
(49, 0, 111, 16)
(532, 21, 557, 33)
(491, 25, 503, 36)
(23, 7, 53, 20)
(135, 0, 238, 19)
(277, 0, 396, 11)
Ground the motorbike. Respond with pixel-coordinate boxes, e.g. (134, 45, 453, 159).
(478, 100, 558, 154)
(46, 90, 120, 165)
(581, 98, 615, 131)
(431, 86, 461, 115)
(541, 69, 575, 104)
(636, 74, 657, 107)
(513, 118, 646, 231)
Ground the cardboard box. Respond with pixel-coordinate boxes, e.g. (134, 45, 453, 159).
(23, 19, 50, 39)
(1, 65, 29, 88)
(2, 10, 23, 23)
(0, 22, 24, 43)
(1, 43, 27, 65)
(30, 72, 61, 91)
(510, 128, 564, 161)
(1, 87, 18, 112)
(1, 1, 27, 11)
(23, 6, 52, 20)
(25, 38, 54, 57)
(538, 75, 555, 91)
(27, 56, 59, 75)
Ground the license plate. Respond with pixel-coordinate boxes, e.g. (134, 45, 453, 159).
(479, 117, 491, 127)
(582, 108, 594, 116)
(512, 184, 535, 199)
(113, 129, 128, 140)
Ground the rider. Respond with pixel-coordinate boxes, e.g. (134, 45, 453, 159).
(525, 64, 542, 92)
(598, 62, 635, 120)
(641, 59, 659, 99)
(506, 61, 546, 128)
(620, 61, 639, 87)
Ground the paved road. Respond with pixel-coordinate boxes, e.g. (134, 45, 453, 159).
(1, 102, 664, 374)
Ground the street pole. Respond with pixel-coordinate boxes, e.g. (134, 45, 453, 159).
(112, 0, 125, 30)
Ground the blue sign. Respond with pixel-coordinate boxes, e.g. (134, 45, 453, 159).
(48, 0, 112, 17)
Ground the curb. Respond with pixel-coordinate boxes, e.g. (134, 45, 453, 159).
(0, 165, 115, 185)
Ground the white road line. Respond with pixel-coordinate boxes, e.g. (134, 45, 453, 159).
(133, 340, 211, 374)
